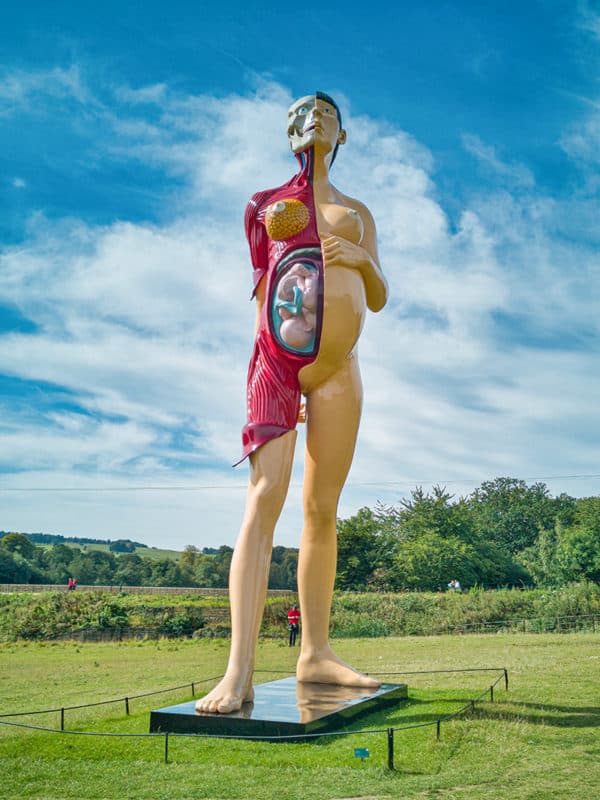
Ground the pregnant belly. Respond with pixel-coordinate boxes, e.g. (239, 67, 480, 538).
(299, 266, 366, 393)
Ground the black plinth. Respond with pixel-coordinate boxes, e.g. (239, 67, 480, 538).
(150, 677, 407, 739)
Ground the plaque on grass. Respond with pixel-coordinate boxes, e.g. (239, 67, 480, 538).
(150, 677, 407, 740)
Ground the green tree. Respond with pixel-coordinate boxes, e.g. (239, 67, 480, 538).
(268, 546, 298, 589)
(392, 529, 478, 591)
(336, 507, 397, 590)
(370, 488, 527, 590)
(109, 540, 136, 553)
(0, 550, 46, 583)
(394, 486, 476, 543)
(150, 559, 187, 587)
(114, 554, 153, 586)
(517, 497, 600, 587)
(573, 496, 600, 535)
(0, 549, 21, 582)
(1, 532, 36, 560)
(179, 545, 202, 585)
(518, 526, 562, 587)
(180, 545, 202, 571)
(469, 477, 555, 554)
(555, 524, 600, 584)
(69, 550, 117, 585)
(46, 543, 75, 584)
(194, 546, 233, 588)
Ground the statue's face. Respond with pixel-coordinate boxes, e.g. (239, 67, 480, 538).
(287, 95, 346, 157)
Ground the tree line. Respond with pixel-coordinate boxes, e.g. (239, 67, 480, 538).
(1, 477, 598, 591)
(0, 534, 299, 591)
(337, 478, 600, 590)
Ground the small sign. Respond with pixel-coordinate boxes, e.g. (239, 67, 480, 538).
(354, 747, 370, 760)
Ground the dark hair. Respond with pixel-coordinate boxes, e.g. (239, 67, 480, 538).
(316, 90, 343, 165)
(316, 91, 343, 128)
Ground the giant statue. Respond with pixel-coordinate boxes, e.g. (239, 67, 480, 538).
(196, 92, 388, 714)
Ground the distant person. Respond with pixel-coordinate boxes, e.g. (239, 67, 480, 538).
(447, 579, 461, 591)
(287, 604, 300, 646)
(67, 578, 74, 591)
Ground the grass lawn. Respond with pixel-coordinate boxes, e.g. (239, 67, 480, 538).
(0, 633, 598, 799)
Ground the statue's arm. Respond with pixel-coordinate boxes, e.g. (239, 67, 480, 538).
(321, 200, 388, 312)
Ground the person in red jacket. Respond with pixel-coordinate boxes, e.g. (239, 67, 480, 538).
(287, 604, 300, 646)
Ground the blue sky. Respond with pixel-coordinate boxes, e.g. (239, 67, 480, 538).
(1, 1, 599, 548)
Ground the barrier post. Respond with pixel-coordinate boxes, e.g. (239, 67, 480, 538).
(191, 683, 195, 697)
(387, 728, 394, 770)
(504, 668, 509, 691)
(60, 708, 65, 731)
(436, 720, 441, 740)
(125, 697, 130, 715)
(490, 685, 494, 702)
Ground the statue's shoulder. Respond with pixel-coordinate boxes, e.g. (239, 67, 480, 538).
(245, 173, 299, 227)
(245, 184, 288, 221)
(245, 189, 272, 222)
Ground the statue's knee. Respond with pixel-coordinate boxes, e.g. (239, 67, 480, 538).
(248, 474, 288, 515)
(304, 500, 337, 533)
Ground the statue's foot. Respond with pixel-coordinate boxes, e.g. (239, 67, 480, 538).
(297, 647, 381, 688)
(195, 676, 254, 714)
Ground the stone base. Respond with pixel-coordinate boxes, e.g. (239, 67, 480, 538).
(150, 677, 407, 740)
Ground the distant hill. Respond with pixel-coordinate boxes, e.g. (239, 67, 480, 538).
(1, 531, 148, 549)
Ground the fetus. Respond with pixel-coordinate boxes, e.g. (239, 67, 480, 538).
(275, 263, 318, 350)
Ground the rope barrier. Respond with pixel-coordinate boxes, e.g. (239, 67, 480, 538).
(0, 666, 509, 769)
(0, 675, 222, 718)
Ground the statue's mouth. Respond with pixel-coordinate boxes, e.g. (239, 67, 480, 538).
(303, 122, 321, 134)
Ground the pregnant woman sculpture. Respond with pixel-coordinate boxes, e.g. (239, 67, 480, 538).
(196, 92, 388, 713)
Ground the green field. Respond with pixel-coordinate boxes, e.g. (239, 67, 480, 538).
(36, 542, 183, 561)
(1, 632, 598, 799)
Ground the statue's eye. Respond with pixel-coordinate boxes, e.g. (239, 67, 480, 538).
(323, 107, 333, 114)
(297, 105, 309, 115)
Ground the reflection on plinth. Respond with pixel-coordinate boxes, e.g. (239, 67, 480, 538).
(150, 677, 407, 739)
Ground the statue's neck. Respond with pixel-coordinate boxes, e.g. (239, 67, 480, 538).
(294, 147, 334, 195)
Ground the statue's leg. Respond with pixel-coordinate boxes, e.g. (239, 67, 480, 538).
(296, 358, 380, 688)
(195, 430, 296, 713)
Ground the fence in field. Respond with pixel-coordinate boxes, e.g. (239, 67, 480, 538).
(0, 667, 509, 769)
(0, 583, 294, 597)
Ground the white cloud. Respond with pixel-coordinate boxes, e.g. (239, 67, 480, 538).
(577, 4, 600, 39)
(0, 74, 598, 547)
(560, 108, 600, 165)
(114, 82, 168, 105)
(462, 133, 535, 188)
(559, 10, 600, 171)
(0, 65, 91, 114)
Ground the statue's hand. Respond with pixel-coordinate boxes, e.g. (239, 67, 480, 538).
(321, 235, 371, 273)
(322, 233, 388, 313)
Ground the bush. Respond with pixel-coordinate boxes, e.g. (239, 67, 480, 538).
(331, 613, 393, 638)
(1, 584, 598, 642)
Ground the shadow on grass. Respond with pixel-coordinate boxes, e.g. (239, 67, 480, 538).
(334, 693, 600, 738)
(474, 701, 600, 728)
(336, 695, 476, 734)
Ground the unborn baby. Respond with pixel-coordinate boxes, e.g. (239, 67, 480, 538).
(274, 263, 318, 351)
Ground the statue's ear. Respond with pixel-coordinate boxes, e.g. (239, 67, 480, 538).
(337, 128, 347, 145)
